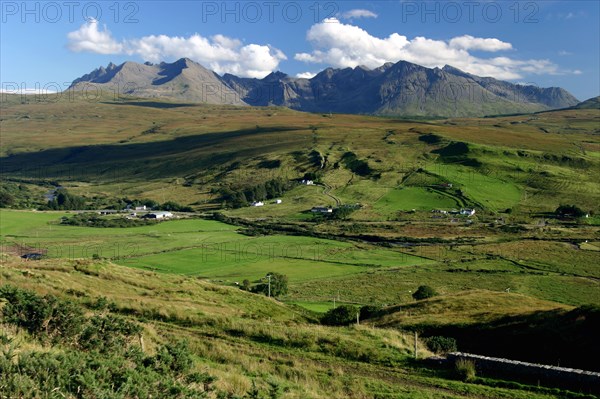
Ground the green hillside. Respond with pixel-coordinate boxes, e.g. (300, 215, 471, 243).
(1, 258, 593, 398)
(1, 95, 599, 396)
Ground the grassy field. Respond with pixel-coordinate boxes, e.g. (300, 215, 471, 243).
(1, 96, 599, 395)
(0, 257, 591, 398)
(1, 95, 598, 215)
(0, 209, 432, 286)
(374, 186, 460, 213)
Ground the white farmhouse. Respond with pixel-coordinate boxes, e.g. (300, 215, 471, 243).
(146, 211, 173, 219)
(460, 208, 476, 216)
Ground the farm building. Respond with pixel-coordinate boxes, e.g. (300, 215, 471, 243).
(97, 210, 118, 215)
(124, 204, 147, 211)
(460, 208, 476, 216)
(251, 201, 264, 207)
(311, 206, 333, 213)
(275, 199, 282, 204)
(301, 180, 314, 185)
(145, 211, 173, 219)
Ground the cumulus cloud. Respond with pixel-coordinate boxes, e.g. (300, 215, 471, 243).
(67, 20, 286, 78)
(295, 18, 567, 80)
(340, 9, 378, 19)
(448, 35, 512, 52)
(67, 19, 123, 54)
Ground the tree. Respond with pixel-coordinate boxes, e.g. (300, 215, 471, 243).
(321, 305, 358, 326)
(555, 204, 586, 218)
(0, 192, 15, 207)
(241, 279, 251, 291)
(332, 206, 355, 220)
(253, 273, 288, 297)
(412, 285, 437, 300)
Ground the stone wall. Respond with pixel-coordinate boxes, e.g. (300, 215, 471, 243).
(447, 352, 600, 394)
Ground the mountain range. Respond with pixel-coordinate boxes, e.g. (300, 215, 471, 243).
(70, 58, 580, 117)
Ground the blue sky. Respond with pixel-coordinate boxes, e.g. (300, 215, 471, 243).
(1, 1, 598, 100)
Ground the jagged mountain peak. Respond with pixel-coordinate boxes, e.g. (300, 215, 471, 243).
(70, 59, 580, 116)
(263, 71, 289, 82)
(69, 59, 245, 106)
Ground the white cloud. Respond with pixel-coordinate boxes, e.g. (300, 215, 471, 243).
(558, 50, 572, 56)
(449, 35, 512, 52)
(296, 71, 317, 79)
(340, 9, 378, 19)
(67, 20, 286, 78)
(67, 18, 123, 54)
(295, 18, 565, 80)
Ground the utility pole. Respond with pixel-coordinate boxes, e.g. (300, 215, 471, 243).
(267, 275, 271, 298)
(356, 311, 360, 325)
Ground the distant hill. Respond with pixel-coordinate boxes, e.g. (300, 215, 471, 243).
(572, 95, 600, 109)
(70, 58, 580, 117)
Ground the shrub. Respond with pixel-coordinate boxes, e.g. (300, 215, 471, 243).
(321, 305, 358, 326)
(359, 305, 383, 320)
(0, 285, 84, 342)
(412, 285, 437, 300)
(555, 204, 586, 218)
(0, 192, 15, 207)
(426, 336, 457, 354)
(332, 206, 356, 220)
(455, 358, 476, 382)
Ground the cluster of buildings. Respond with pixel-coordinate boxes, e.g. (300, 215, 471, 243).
(311, 206, 333, 214)
(432, 208, 476, 216)
(251, 199, 282, 207)
(97, 204, 175, 220)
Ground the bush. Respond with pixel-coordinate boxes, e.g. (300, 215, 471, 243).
(555, 204, 586, 218)
(0, 191, 15, 207)
(0, 285, 214, 398)
(426, 336, 457, 354)
(412, 285, 437, 300)
(332, 206, 355, 220)
(455, 358, 476, 382)
(0, 285, 84, 342)
(359, 305, 383, 320)
(321, 305, 358, 326)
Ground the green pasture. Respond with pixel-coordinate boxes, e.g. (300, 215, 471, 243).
(374, 187, 459, 213)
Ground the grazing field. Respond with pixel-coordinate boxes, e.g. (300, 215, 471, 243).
(1, 97, 599, 395)
(374, 186, 460, 213)
(0, 210, 432, 286)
